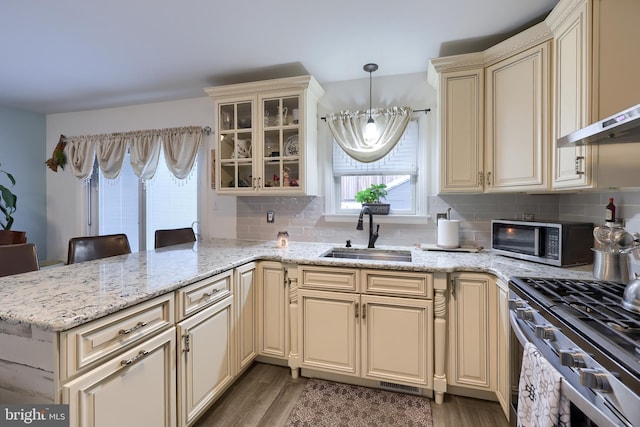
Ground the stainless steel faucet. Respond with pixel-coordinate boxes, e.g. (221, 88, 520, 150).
(356, 206, 379, 248)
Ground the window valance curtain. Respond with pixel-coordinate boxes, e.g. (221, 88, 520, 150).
(325, 107, 411, 163)
(66, 126, 206, 180)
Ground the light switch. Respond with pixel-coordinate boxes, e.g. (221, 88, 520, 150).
(267, 211, 275, 223)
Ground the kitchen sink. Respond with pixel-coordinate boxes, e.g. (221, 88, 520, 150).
(322, 248, 413, 263)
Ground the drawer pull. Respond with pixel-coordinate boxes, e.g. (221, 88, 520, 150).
(201, 288, 221, 301)
(119, 321, 148, 336)
(120, 350, 150, 367)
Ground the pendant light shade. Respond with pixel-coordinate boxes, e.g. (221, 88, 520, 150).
(363, 63, 379, 142)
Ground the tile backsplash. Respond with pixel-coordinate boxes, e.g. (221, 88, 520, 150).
(236, 190, 640, 250)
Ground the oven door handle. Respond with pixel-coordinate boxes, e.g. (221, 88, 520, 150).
(509, 310, 532, 347)
(509, 311, 630, 427)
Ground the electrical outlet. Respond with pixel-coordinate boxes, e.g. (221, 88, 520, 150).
(267, 211, 275, 223)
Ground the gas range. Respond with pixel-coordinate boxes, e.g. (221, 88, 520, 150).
(511, 277, 640, 389)
(509, 276, 640, 426)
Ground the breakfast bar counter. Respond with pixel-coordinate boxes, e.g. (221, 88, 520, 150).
(0, 239, 594, 332)
(0, 238, 598, 425)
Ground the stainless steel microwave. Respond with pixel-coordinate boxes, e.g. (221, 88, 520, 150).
(491, 219, 593, 267)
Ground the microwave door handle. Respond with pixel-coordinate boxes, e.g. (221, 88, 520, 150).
(534, 228, 541, 256)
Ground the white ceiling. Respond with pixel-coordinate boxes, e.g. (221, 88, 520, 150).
(0, 0, 558, 114)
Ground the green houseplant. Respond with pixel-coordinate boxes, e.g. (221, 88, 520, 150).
(0, 163, 26, 244)
(355, 183, 390, 215)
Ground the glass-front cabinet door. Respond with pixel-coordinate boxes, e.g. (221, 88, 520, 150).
(206, 75, 324, 196)
(217, 99, 255, 192)
(261, 95, 301, 191)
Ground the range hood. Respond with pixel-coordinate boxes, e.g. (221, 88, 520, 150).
(557, 103, 640, 147)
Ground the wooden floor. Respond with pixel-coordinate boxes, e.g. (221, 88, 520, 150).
(195, 363, 510, 427)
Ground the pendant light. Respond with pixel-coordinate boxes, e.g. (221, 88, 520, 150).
(363, 63, 379, 142)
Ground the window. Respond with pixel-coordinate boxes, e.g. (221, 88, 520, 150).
(332, 119, 424, 216)
(95, 149, 198, 252)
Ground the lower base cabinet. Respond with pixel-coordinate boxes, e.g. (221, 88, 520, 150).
(177, 295, 234, 427)
(298, 268, 434, 389)
(235, 262, 257, 375)
(63, 327, 177, 427)
(448, 272, 496, 391)
(258, 261, 288, 359)
(495, 278, 510, 420)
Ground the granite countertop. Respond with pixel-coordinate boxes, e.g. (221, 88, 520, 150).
(0, 239, 595, 332)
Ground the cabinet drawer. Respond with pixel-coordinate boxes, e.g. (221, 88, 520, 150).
(363, 270, 433, 298)
(176, 270, 233, 320)
(61, 293, 174, 380)
(300, 266, 359, 292)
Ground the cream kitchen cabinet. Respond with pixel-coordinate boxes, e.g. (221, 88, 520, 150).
(176, 271, 234, 427)
(297, 267, 434, 390)
(495, 278, 510, 420)
(205, 76, 324, 196)
(235, 262, 257, 375)
(549, 0, 640, 190)
(430, 25, 552, 194)
(257, 261, 289, 359)
(484, 41, 551, 192)
(448, 272, 497, 392)
(61, 293, 177, 427)
(436, 67, 485, 193)
(64, 327, 177, 427)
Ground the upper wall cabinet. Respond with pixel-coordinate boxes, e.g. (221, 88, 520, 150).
(429, 23, 552, 194)
(430, 0, 640, 194)
(485, 41, 551, 193)
(435, 65, 485, 193)
(548, 0, 640, 190)
(205, 76, 324, 196)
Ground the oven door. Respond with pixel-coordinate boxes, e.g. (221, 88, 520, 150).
(509, 308, 625, 427)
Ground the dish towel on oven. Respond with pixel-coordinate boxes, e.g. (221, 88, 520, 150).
(517, 342, 571, 427)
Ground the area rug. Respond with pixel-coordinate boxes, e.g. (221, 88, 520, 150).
(285, 378, 433, 426)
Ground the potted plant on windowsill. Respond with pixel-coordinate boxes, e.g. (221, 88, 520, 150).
(355, 183, 390, 215)
(0, 163, 26, 244)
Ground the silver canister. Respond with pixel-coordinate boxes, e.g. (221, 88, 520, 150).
(592, 248, 631, 283)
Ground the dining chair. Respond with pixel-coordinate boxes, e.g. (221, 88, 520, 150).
(67, 233, 131, 264)
(154, 227, 196, 249)
(0, 243, 40, 277)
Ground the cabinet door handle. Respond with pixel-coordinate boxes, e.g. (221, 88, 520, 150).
(355, 302, 359, 319)
(120, 350, 150, 367)
(182, 334, 190, 352)
(256, 177, 262, 189)
(575, 156, 585, 175)
(283, 268, 290, 287)
(362, 303, 367, 320)
(451, 279, 456, 299)
(119, 321, 147, 336)
(486, 171, 492, 186)
(479, 171, 484, 186)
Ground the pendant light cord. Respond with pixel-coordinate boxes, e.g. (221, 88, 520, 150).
(368, 69, 372, 121)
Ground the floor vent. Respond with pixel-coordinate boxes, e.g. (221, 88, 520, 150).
(378, 381, 421, 395)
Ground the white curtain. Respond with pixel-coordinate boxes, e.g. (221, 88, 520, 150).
(64, 126, 205, 180)
(96, 135, 127, 179)
(67, 137, 96, 179)
(130, 132, 162, 180)
(325, 107, 412, 163)
(162, 127, 202, 180)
